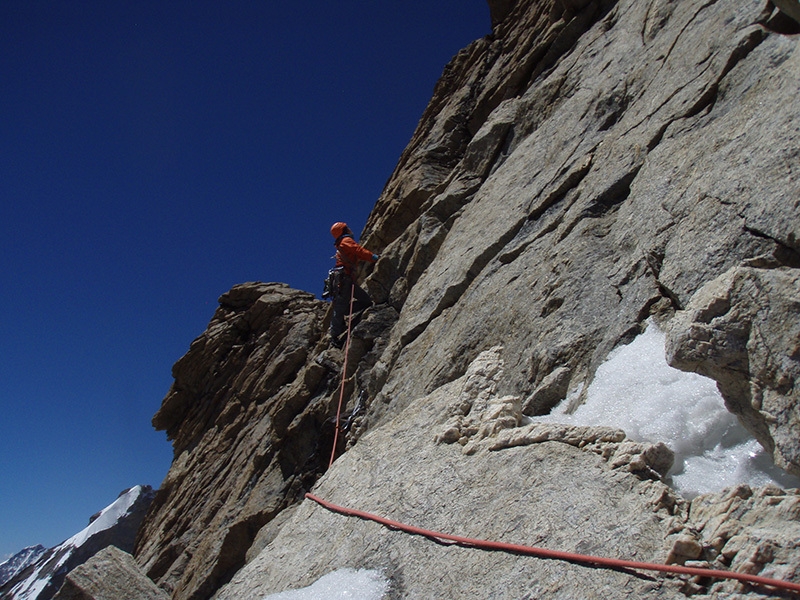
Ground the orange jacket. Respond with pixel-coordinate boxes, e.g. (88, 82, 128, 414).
(335, 235, 376, 276)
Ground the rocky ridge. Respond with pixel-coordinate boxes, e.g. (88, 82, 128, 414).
(129, 0, 800, 598)
(0, 547, 47, 588)
(133, 284, 333, 599)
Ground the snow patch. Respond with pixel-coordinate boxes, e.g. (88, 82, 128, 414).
(261, 568, 389, 600)
(538, 321, 800, 498)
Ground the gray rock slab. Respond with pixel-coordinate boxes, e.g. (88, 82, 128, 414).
(53, 546, 167, 600)
(215, 349, 687, 599)
(666, 267, 800, 476)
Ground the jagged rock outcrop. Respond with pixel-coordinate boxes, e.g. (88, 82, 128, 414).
(134, 283, 396, 599)
(133, 284, 332, 599)
(433, 347, 675, 479)
(133, 0, 800, 597)
(680, 484, 800, 595)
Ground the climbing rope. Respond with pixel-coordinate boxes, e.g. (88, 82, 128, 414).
(328, 281, 356, 468)
(306, 492, 800, 594)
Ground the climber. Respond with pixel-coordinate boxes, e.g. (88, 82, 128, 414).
(327, 222, 379, 348)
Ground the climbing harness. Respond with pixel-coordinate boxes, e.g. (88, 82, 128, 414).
(329, 280, 356, 468)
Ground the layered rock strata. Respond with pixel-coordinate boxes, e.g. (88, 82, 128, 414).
(133, 284, 331, 599)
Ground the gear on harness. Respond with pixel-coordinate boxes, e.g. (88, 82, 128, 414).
(343, 390, 368, 433)
(322, 266, 343, 301)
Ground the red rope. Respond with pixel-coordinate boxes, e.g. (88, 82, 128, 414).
(305, 492, 800, 594)
(328, 282, 356, 468)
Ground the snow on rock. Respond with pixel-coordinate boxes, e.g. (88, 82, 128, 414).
(0, 546, 47, 587)
(63, 484, 143, 549)
(539, 321, 800, 497)
(262, 569, 390, 600)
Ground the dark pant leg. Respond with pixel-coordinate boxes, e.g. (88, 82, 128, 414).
(330, 283, 351, 338)
(330, 278, 372, 338)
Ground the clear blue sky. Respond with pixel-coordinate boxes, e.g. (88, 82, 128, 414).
(0, 1, 490, 559)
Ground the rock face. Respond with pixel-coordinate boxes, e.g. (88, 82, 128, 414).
(133, 0, 800, 598)
(134, 283, 397, 599)
(216, 348, 690, 599)
(216, 348, 800, 599)
(133, 284, 334, 599)
(666, 267, 800, 476)
(358, 0, 800, 427)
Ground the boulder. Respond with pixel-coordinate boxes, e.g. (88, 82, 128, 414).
(54, 546, 167, 600)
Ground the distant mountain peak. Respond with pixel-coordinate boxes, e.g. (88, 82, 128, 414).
(0, 546, 47, 587)
(0, 485, 156, 600)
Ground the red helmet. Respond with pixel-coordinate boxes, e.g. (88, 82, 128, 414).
(330, 222, 349, 238)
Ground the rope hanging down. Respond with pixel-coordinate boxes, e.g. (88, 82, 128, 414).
(329, 281, 356, 468)
(305, 493, 800, 594)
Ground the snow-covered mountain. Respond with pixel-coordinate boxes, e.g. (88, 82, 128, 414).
(0, 485, 156, 600)
(0, 547, 46, 588)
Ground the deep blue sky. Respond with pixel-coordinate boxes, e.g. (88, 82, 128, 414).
(0, 1, 489, 559)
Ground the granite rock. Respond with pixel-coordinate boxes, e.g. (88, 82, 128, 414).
(666, 267, 800, 476)
(53, 546, 168, 600)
